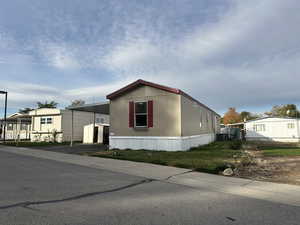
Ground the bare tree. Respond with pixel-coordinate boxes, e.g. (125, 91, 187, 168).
(70, 99, 85, 107)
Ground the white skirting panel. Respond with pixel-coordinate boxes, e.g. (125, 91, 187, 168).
(246, 137, 300, 143)
(109, 133, 215, 151)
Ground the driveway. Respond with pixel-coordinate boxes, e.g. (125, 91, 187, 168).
(0, 145, 300, 225)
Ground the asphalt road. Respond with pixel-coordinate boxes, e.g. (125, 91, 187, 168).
(29, 143, 108, 154)
(0, 149, 299, 225)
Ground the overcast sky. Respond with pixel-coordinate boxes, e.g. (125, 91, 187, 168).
(0, 0, 299, 115)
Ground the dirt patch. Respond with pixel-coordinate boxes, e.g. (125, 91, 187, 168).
(235, 153, 300, 185)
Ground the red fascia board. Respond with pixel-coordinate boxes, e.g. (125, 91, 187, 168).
(106, 79, 180, 99)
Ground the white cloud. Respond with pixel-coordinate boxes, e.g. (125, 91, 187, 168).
(65, 78, 135, 99)
(1, 0, 300, 114)
(98, 0, 300, 111)
(0, 81, 63, 107)
(39, 43, 80, 69)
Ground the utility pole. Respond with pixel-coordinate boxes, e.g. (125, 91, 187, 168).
(0, 91, 7, 143)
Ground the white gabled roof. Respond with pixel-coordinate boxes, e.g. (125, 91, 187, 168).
(245, 116, 300, 123)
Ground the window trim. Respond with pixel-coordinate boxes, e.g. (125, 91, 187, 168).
(41, 118, 46, 125)
(134, 101, 148, 128)
(287, 123, 295, 129)
(7, 123, 13, 131)
(41, 117, 52, 125)
(20, 123, 27, 131)
(253, 124, 266, 132)
(46, 117, 52, 124)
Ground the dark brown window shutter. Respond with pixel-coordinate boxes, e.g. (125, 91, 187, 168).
(129, 101, 134, 127)
(148, 100, 153, 128)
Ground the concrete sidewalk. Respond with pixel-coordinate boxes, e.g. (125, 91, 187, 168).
(1, 145, 300, 207)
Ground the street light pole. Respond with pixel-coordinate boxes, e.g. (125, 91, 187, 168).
(0, 91, 7, 143)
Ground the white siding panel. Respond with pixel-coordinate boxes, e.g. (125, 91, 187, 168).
(109, 133, 215, 151)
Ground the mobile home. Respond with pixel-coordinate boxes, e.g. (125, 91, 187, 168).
(29, 108, 109, 143)
(107, 79, 220, 151)
(245, 117, 300, 142)
(0, 113, 31, 141)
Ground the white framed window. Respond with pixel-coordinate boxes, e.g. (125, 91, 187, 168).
(20, 124, 27, 130)
(253, 124, 266, 132)
(135, 101, 147, 127)
(41, 117, 52, 125)
(41, 118, 46, 125)
(46, 118, 52, 124)
(287, 123, 295, 129)
(96, 118, 105, 124)
(7, 123, 13, 131)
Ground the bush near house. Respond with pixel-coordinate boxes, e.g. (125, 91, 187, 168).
(85, 141, 242, 174)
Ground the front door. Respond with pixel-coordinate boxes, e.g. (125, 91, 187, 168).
(102, 126, 109, 145)
(93, 127, 98, 143)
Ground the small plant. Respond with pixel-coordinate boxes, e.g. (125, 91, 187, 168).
(52, 129, 58, 143)
(112, 151, 122, 157)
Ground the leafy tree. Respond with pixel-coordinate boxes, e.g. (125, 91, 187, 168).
(240, 111, 260, 121)
(37, 101, 58, 109)
(223, 108, 242, 125)
(70, 99, 85, 107)
(240, 111, 251, 121)
(265, 104, 300, 118)
(18, 107, 33, 114)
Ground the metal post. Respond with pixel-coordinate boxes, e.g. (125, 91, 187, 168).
(296, 109, 300, 143)
(0, 91, 8, 143)
(16, 118, 20, 146)
(93, 112, 96, 143)
(70, 110, 74, 147)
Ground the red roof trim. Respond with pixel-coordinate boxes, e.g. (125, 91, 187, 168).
(106, 79, 220, 116)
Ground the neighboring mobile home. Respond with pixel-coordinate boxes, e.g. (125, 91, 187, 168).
(107, 79, 220, 151)
(0, 113, 31, 141)
(29, 108, 109, 143)
(245, 117, 300, 142)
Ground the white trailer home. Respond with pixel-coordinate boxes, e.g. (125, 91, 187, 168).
(29, 108, 109, 143)
(245, 117, 300, 142)
(0, 113, 31, 141)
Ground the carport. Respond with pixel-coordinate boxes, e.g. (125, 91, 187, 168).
(66, 102, 110, 146)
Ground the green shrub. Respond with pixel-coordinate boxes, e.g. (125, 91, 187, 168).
(229, 141, 242, 150)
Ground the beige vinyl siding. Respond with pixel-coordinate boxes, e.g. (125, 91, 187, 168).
(61, 110, 101, 142)
(110, 85, 181, 137)
(180, 95, 218, 136)
(31, 115, 62, 132)
(30, 108, 62, 132)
